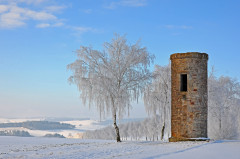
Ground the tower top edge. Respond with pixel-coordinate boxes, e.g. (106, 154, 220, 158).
(170, 52, 208, 60)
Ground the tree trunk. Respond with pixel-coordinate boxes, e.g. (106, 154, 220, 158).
(113, 113, 121, 142)
(219, 117, 222, 138)
(111, 96, 121, 142)
(161, 122, 165, 140)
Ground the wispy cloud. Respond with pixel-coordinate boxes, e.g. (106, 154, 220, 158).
(69, 26, 98, 35)
(0, 1, 64, 29)
(0, 0, 47, 5)
(0, 0, 98, 37)
(0, 4, 8, 13)
(105, 0, 147, 9)
(36, 22, 64, 28)
(44, 5, 67, 13)
(36, 23, 49, 28)
(0, 11, 25, 28)
(164, 25, 193, 29)
(52, 22, 64, 27)
(18, 0, 47, 5)
(82, 9, 92, 14)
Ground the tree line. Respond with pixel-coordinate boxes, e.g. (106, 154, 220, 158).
(83, 115, 168, 141)
(0, 121, 75, 130)
(68, 34, 240, 142)
(83, 66, 240, 141)
(0, 130, 32, 137)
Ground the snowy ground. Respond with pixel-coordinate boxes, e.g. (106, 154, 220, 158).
(0, 137, 240, 159)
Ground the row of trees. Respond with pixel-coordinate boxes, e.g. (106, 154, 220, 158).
(0, 130, 66, 138)
(0, 121, 75, 130)
(208, 68, 240, 139)
(0, 130, 32, 137)
(82, 65, 240, 141)
(83, 116, 167, 141)
(68, 34, 240, 141)
(44, 133, 65, 138)
(143, 64, 171, 140)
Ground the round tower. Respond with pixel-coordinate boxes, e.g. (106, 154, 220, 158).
(169, 52, 208, 142)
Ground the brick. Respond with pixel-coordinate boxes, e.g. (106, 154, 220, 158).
(170, 52, 208, 141)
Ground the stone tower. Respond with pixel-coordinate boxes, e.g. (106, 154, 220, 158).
(170, 52, 208, 142)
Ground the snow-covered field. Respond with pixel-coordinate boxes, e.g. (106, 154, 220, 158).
(0, 118, 44, 123)
(0, 137, 239, 159)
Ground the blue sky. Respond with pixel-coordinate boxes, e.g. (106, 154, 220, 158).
(0, 0, 240, 119)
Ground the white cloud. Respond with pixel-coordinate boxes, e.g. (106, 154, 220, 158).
(18, 0, 47, 5)
(0, 0, 96, 35)
(0, 4, 8, 13)
(164, 25, 193, 29)
(0, 0, 47, 5)
(0, 2, 62, 29)
(36, 22, 64, 28)
(0, 11, 26, 28)
(119, 0, 147, 7)
(44, 5, 66, 13)
(72, 26, 94, 33)
(52, 22, 64, 27)
(105, 0, 147, 9)
(25, 10, 56, 20)
(36, 23, 50, 28)
(67, 26, 100, 37)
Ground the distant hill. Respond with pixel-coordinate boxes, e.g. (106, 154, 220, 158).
(0, 130, 32, 137)
(0, 121, 75, 130)
(44, 133, 65, 138)
(45, 117, 90, 122)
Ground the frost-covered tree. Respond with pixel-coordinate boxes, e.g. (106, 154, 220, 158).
(83, 116, 163, 141)
(143, 64, 171, 140)
(144, 65, 240, 140)
(67, 35, 154, 142)
(208, 68, 240, 139)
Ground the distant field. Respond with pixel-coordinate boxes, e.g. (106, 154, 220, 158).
(0, 118, 144, 138)
(0, 136, 240, 159)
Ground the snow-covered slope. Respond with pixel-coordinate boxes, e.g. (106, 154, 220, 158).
(0, 137, 239, 159)
(0, 118, 44, 123)
(60, 119, 105, 131)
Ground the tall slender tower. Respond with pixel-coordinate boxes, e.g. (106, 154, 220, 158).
(170, 52, 208, 142)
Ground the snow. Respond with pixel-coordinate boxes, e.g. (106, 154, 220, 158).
(0, 137, 239, 159)
(0, 118, 43, 123)
(0, 119, 108, 138)
(61, 119, 105, 131)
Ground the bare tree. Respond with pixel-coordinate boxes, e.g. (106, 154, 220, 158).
(143, 64, 171, 140)
(67, 34, 154, 142)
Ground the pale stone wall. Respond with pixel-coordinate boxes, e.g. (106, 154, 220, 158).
(170, 52, 208, 141)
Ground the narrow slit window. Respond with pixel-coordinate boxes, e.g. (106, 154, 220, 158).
(180, 74, 187, 92)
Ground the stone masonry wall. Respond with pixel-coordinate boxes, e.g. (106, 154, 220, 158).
(170, 52, 208, 141)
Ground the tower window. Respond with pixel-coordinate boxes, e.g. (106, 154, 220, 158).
(180, 74, 187, 92)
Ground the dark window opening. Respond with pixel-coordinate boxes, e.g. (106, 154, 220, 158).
(180, 74, 187, 92)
